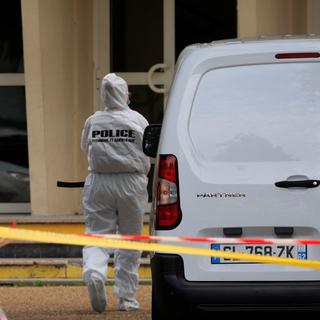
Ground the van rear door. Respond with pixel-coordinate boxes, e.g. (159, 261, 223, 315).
(179, 61, 320, 281)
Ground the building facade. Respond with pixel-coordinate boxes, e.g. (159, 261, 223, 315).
(0, 0, 319, 218)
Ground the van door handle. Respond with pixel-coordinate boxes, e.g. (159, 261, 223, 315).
(275, 180, 320, 188)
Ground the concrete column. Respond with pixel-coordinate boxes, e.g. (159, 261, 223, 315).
(237, 0, 258, 37)
(73, 0, 94, 215)
(21, 0, 49, 214)
(288, 0, 307, 34)
(256, 0, 291, 36)
(307, 0, 320, 34)
(238, 0, 307, 37)
(21, 0, 93, 215)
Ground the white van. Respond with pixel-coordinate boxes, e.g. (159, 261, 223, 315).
(143, 37, 320, 317)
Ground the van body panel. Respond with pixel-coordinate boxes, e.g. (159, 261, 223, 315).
(152, 37, 320, 282)
(152, 254, 320, 312)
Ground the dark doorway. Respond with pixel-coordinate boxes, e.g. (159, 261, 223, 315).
(175, 0, 237, 59)
(0, 0, 29, 205)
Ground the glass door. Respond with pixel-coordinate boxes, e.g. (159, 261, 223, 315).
(93, 0, 175, 205)
(93, 0, 175, 112)
(93, 0, 237, 204)
(0, 0, 30, 214)
(93, 0, 237, 118)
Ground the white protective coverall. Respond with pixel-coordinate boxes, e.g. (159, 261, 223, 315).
(81, 73, 150, 310)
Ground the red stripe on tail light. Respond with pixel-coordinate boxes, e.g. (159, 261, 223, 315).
(275, 52, 320, 59)
(156, 205, 181, 229)
(159, 155, 177, 183)
(155, 154, 182, 230)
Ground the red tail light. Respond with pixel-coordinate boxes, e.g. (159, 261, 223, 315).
(155, 154, 182, 230)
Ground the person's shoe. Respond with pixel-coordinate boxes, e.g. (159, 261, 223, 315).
(87, 275, 107, 313)
(118, 297, 140, 311)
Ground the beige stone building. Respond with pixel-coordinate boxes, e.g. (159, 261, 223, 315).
(1, 0, 319, 220)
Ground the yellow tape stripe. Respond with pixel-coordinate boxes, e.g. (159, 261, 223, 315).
(0, 226, 319, 269)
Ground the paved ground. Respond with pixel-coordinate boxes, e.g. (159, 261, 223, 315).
(0, 285, 151, 320)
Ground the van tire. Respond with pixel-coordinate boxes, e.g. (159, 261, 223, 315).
(152, 288, 180, 320)
(151, 290, 161, 320)
(152, 289, 166, 320)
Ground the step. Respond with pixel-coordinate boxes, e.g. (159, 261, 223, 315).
(0, 215, 152, 283)
(0, 214, 150, 234)
(0, 242, 151, 259)
(0, 258, 151, 283)
(0, 214, 150, 258)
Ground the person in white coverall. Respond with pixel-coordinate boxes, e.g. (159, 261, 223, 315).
(81, 73, 150, 313)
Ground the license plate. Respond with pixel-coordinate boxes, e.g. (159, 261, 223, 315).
(211, 244, 308, 264)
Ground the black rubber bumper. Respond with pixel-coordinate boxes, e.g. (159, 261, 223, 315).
(151, 253, 320, 312)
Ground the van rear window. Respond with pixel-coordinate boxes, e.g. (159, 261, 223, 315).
(189, 63, 320, 162)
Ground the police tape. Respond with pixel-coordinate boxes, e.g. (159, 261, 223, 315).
(0, 227, 320, 269)
(89, 233, 320, 245)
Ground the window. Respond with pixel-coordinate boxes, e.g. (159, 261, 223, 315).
(189, 63, 320, 163)
(175, 0, 237, 59)
(0, 0, 29, 210)
(0, 0, 24, 73)
(110, 0, 163, 72)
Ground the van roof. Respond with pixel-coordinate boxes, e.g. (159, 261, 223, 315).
(176, 35, 320, 69)
(186, 34, 320, 49)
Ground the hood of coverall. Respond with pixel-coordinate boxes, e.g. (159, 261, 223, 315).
(100, 73, 129, 110)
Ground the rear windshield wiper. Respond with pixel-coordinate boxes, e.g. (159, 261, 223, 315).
(275, 180, 320, 188)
